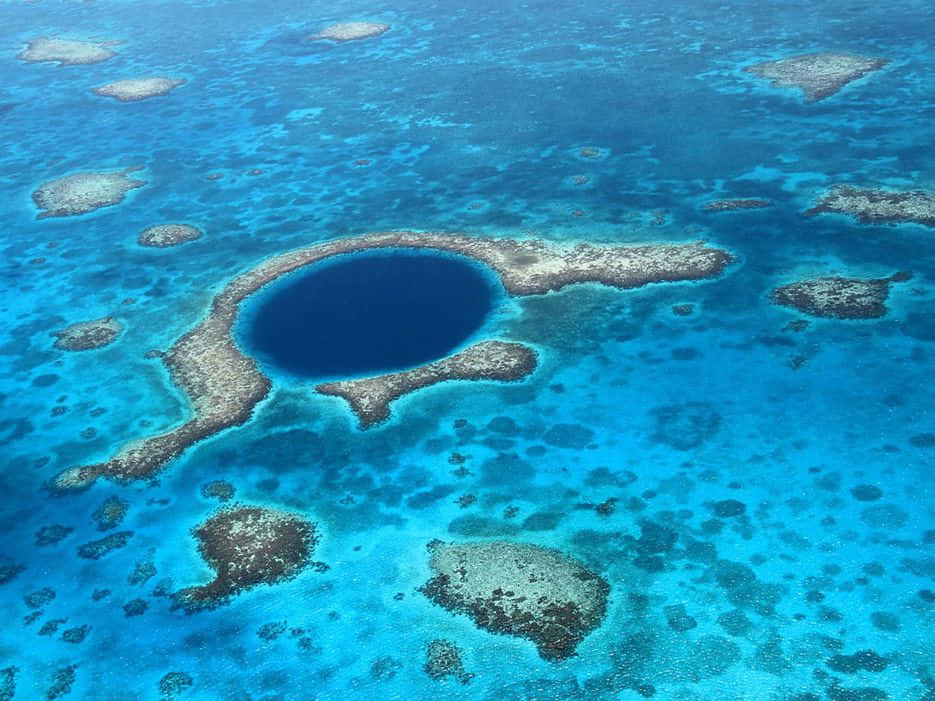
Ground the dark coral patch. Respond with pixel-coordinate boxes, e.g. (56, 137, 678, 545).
(543, 423, 595, 449)
(424, 639, 473, 684)
(651, 402, 721, 450)
(850, 485, 883, 502)
(77, 531, 133, 559)
(174, 506, 318, 610)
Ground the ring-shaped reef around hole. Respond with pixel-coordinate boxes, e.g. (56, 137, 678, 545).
(236, 248, 502, 381)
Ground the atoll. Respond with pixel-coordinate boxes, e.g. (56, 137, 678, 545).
(804, 185, 935, 227)
(138, 223, 203, 248)
(92, 77, 185, 102)
(419, 540, 609, 660)
(174, 506, 318, 610)
(771, 273, 909, 319)
(52, 317, 122, 351)
(18, 37, 117, 65)
(745, 53, 887, 101)
(424, 639, 473, 684)
(312, 22, 390, 42)
(33, 167, 145, 219)
(51, 231, 732, 491)
(704, 198, 771, 212)
(318, 341, 537, 428)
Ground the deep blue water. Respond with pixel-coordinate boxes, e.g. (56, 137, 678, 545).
(242, 251, 496, 379)
(1, 0, 934, 700)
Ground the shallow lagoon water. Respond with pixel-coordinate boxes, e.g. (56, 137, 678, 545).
(0, 0, 934, 700)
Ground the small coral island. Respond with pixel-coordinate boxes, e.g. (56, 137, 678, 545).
(317, 340, 537, 428)
(138, 223, 203, 248)
(805, 185, 935, 227)
(92, 77, 185, 102)
(18, 37, 118, 65)
(33, 167, 146, 219)
(746, 53, 887, 101)
(52, 231, 732, 492)
(175, 506, 318, 610)
(419, 540, 609, 660)
(312, 22, 390, 42)
(52, 317, 122, 351)
(771, 272, 910, 319)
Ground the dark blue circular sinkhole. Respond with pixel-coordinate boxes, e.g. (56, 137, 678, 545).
(241, 250, 499, 380)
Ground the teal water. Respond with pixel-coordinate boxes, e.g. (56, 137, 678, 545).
(1, 1, 934, 700)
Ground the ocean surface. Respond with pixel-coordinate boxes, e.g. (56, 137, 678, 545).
(1, 1, 934, 700)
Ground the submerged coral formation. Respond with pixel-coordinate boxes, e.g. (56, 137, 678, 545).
(52, 317, 122, 351)
(33, 167, 146, 219)
(51, 231, 732, 491)
(317, 340, 537, 428)
(704, 198, 771, 212)
(174, 506, 318, 610)
(771, 272, 910, 319)
(745, 53, 887, 101)
(312, 22, 390, 42)
(424, 639, 473, 684)
(138, 223, 203, 248)
(18, 37, 117, 65)
(92, 77, 185, 102)
(805, 185, 935, 227)
(419, 540, 609, 660)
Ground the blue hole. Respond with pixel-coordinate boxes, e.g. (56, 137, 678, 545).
(241, 250, 498, 380)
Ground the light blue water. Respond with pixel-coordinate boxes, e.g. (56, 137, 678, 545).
(1, 1, 934, 700)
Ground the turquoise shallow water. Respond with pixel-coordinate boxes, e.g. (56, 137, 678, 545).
(1, 0, 935, 699)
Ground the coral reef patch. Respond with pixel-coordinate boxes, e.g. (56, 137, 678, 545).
(419, 540, 609, 660)
(18, 37, 117, 65)
(704, 198, 771, 212)
(138, 223, 203, 248)
(174, 506, 318, 610)
(52, 317, 122, 351)
(312, 22, 390, 42)
(771, 273, 909, 319)
(805, 185, 935, 227)
(92, 77, 185, 102)
(745, 53, 887, 101)
(33, 167, 145, 219)
(424, 639, 473, 684)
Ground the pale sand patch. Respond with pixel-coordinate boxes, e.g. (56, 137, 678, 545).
(92, 77, 185, 102)
(33, 166, 146, 219)
(18, 37, 118, 65)
(312, 22, 390, 42)
(746, 53, 887, 101)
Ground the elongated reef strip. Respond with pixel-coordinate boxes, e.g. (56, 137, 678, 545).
(18, 37, 117, 65)
(174, 506, 317, 611)
(317, 340, 537, 428)
(704, 198, 771, 212)
(312, 22, 390, 42)
(745, 53, 887, 101)
(33, 167, 145, 219)
(92, 77, 185, 102)
(805, 185, 935, 227)
(51, 231, 733, 491)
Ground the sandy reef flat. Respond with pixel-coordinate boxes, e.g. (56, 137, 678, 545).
(745, 53, 887, 101)
(18, 37, 118, 65)
(51, 231, 733, 492)
(312, 22, 390, 42)
(138, 223, 203, 248)
(805, 185, 935, 226)
(32, 167, 146, 219)
(92, 77, 185, 102)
